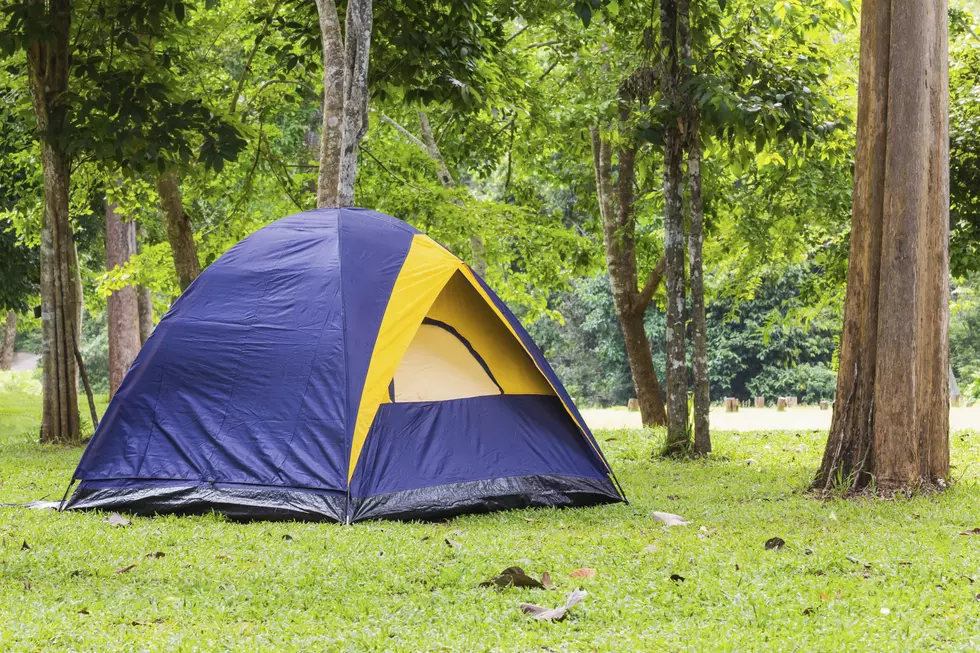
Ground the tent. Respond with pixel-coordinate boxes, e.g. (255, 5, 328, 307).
(65, 208, 625, 522)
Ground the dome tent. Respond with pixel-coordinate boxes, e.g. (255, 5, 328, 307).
(65, 208, 624, 522)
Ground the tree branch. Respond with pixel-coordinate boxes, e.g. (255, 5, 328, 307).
(379, 112, 426, 150)
(636, 255, 666, 311)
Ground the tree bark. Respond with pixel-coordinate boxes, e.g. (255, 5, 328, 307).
(679, 0, 708, 455)
(105, 192, 142, 397)
(417, 110, 487, 277)
(590, 128, 668, 427)
(815, 0, 949, 493)
(26, 0, 80, 444)
(661, 0, 689, 453)
(337, 0, 373, 206)
(315, 0, 345, 207)
(688, 130, 710, 455)
(0, 311, 15, 370)
(136, 223, 154, 344)
(156, 170, 201, 292)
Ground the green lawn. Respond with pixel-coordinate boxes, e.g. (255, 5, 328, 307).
(3, 387, 980, 651)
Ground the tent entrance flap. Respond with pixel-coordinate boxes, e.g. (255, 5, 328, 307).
(392, 321, 501, 402)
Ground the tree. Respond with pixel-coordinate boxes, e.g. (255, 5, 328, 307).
(315, 0, 373, 207)
(590, 122, 668, 427)
(105, 190, 141, 396)
(815, 0, 950, 493)
(16, 0, 82, 443)
(0, 312, 15, 370)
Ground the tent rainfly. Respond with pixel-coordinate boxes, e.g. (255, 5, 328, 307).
(65, 208, 625, 522)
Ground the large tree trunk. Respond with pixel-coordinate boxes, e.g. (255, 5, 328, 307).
(590, 128, 668, 427)
(688, 131, 710, 455)
(0, 311, 15, 370)
(661, 0, 689, 453)
(136, 223, 154, 344)
(337, 0, 373, 206)
(26, 0, 80, 444)
(815, 0, 949, 493)
(418, 110, 487, 277)
(156, 170, 200, 292)
(105, 193, 142, 397)
(315, 0, 345, 207)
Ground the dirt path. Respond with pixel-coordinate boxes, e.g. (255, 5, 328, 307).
(582, 405, 980, 432)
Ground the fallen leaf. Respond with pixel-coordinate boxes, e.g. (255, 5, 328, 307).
(569, 568, 596, 579)
(541, 572, 554, 589)
(522, 517, 536, 523)
(215, 553, 232, 559)
(765, 537, 786, 551)
(652, 512, 690, 527)
(960, 528, 980, 536)
(802, 607, 815, 616)
(669, 573, 685, 582)
(145, 551, 165, 559)
(444, 538, 461, 549)
(519, 589, 586, 622)
(115, 564, 137, 574)
(480, 566, 545, 589)
(420, 535, 430, 542)
(106, 513, 131, 527)
(77, 609, 90, 615)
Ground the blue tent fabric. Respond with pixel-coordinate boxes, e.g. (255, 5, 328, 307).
(65, 208, 623, 522)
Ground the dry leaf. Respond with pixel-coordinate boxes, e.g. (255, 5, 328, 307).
(765, 537, 786, 550)
(480, 566, 545, 589)
(215, 553, 232, 559)
(78, 609, 90, 615)
(669, 573, 685, 582)
(652, 512, 690, 527)
(115, 564, 137, 574)
(541, 572, 554, 589)
(519, 589, 586, 622)
(960, 528, 980, 536)
(106, 513, 131, 527)
(569, 568, 596, 579)
(145, 551, 165, 559)
(445, 538, 461, 549)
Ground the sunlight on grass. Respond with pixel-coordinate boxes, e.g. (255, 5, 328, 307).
(2, 391, 980, 651)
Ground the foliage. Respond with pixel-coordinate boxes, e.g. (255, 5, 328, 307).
(5, 390, 980, 649)
(532, 263, 840, 406)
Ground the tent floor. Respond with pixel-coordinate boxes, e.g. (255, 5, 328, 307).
(64, 474, 622, 523)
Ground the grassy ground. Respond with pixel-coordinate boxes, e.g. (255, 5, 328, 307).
(3, 382, 980, 651)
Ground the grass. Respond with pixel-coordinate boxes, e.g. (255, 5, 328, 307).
(3, 384, 980, 651)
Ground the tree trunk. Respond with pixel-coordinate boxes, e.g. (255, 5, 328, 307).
(688, 129, 710, 455)
(418, 110, 488, 277)
(590, 128, 668, 428)
(0, 311, 15, 370)
(156, 170, 200, 292)
(105, 193, 142, 397)
(679, 0, 708, 455)
(337, 0, 373, 206)
(136, 223, 154, 344)
(815, 0, 949, 493)
(26, 0, 80, 444)
(315, 0, 345, 207)
(661, 0, 689, 453)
